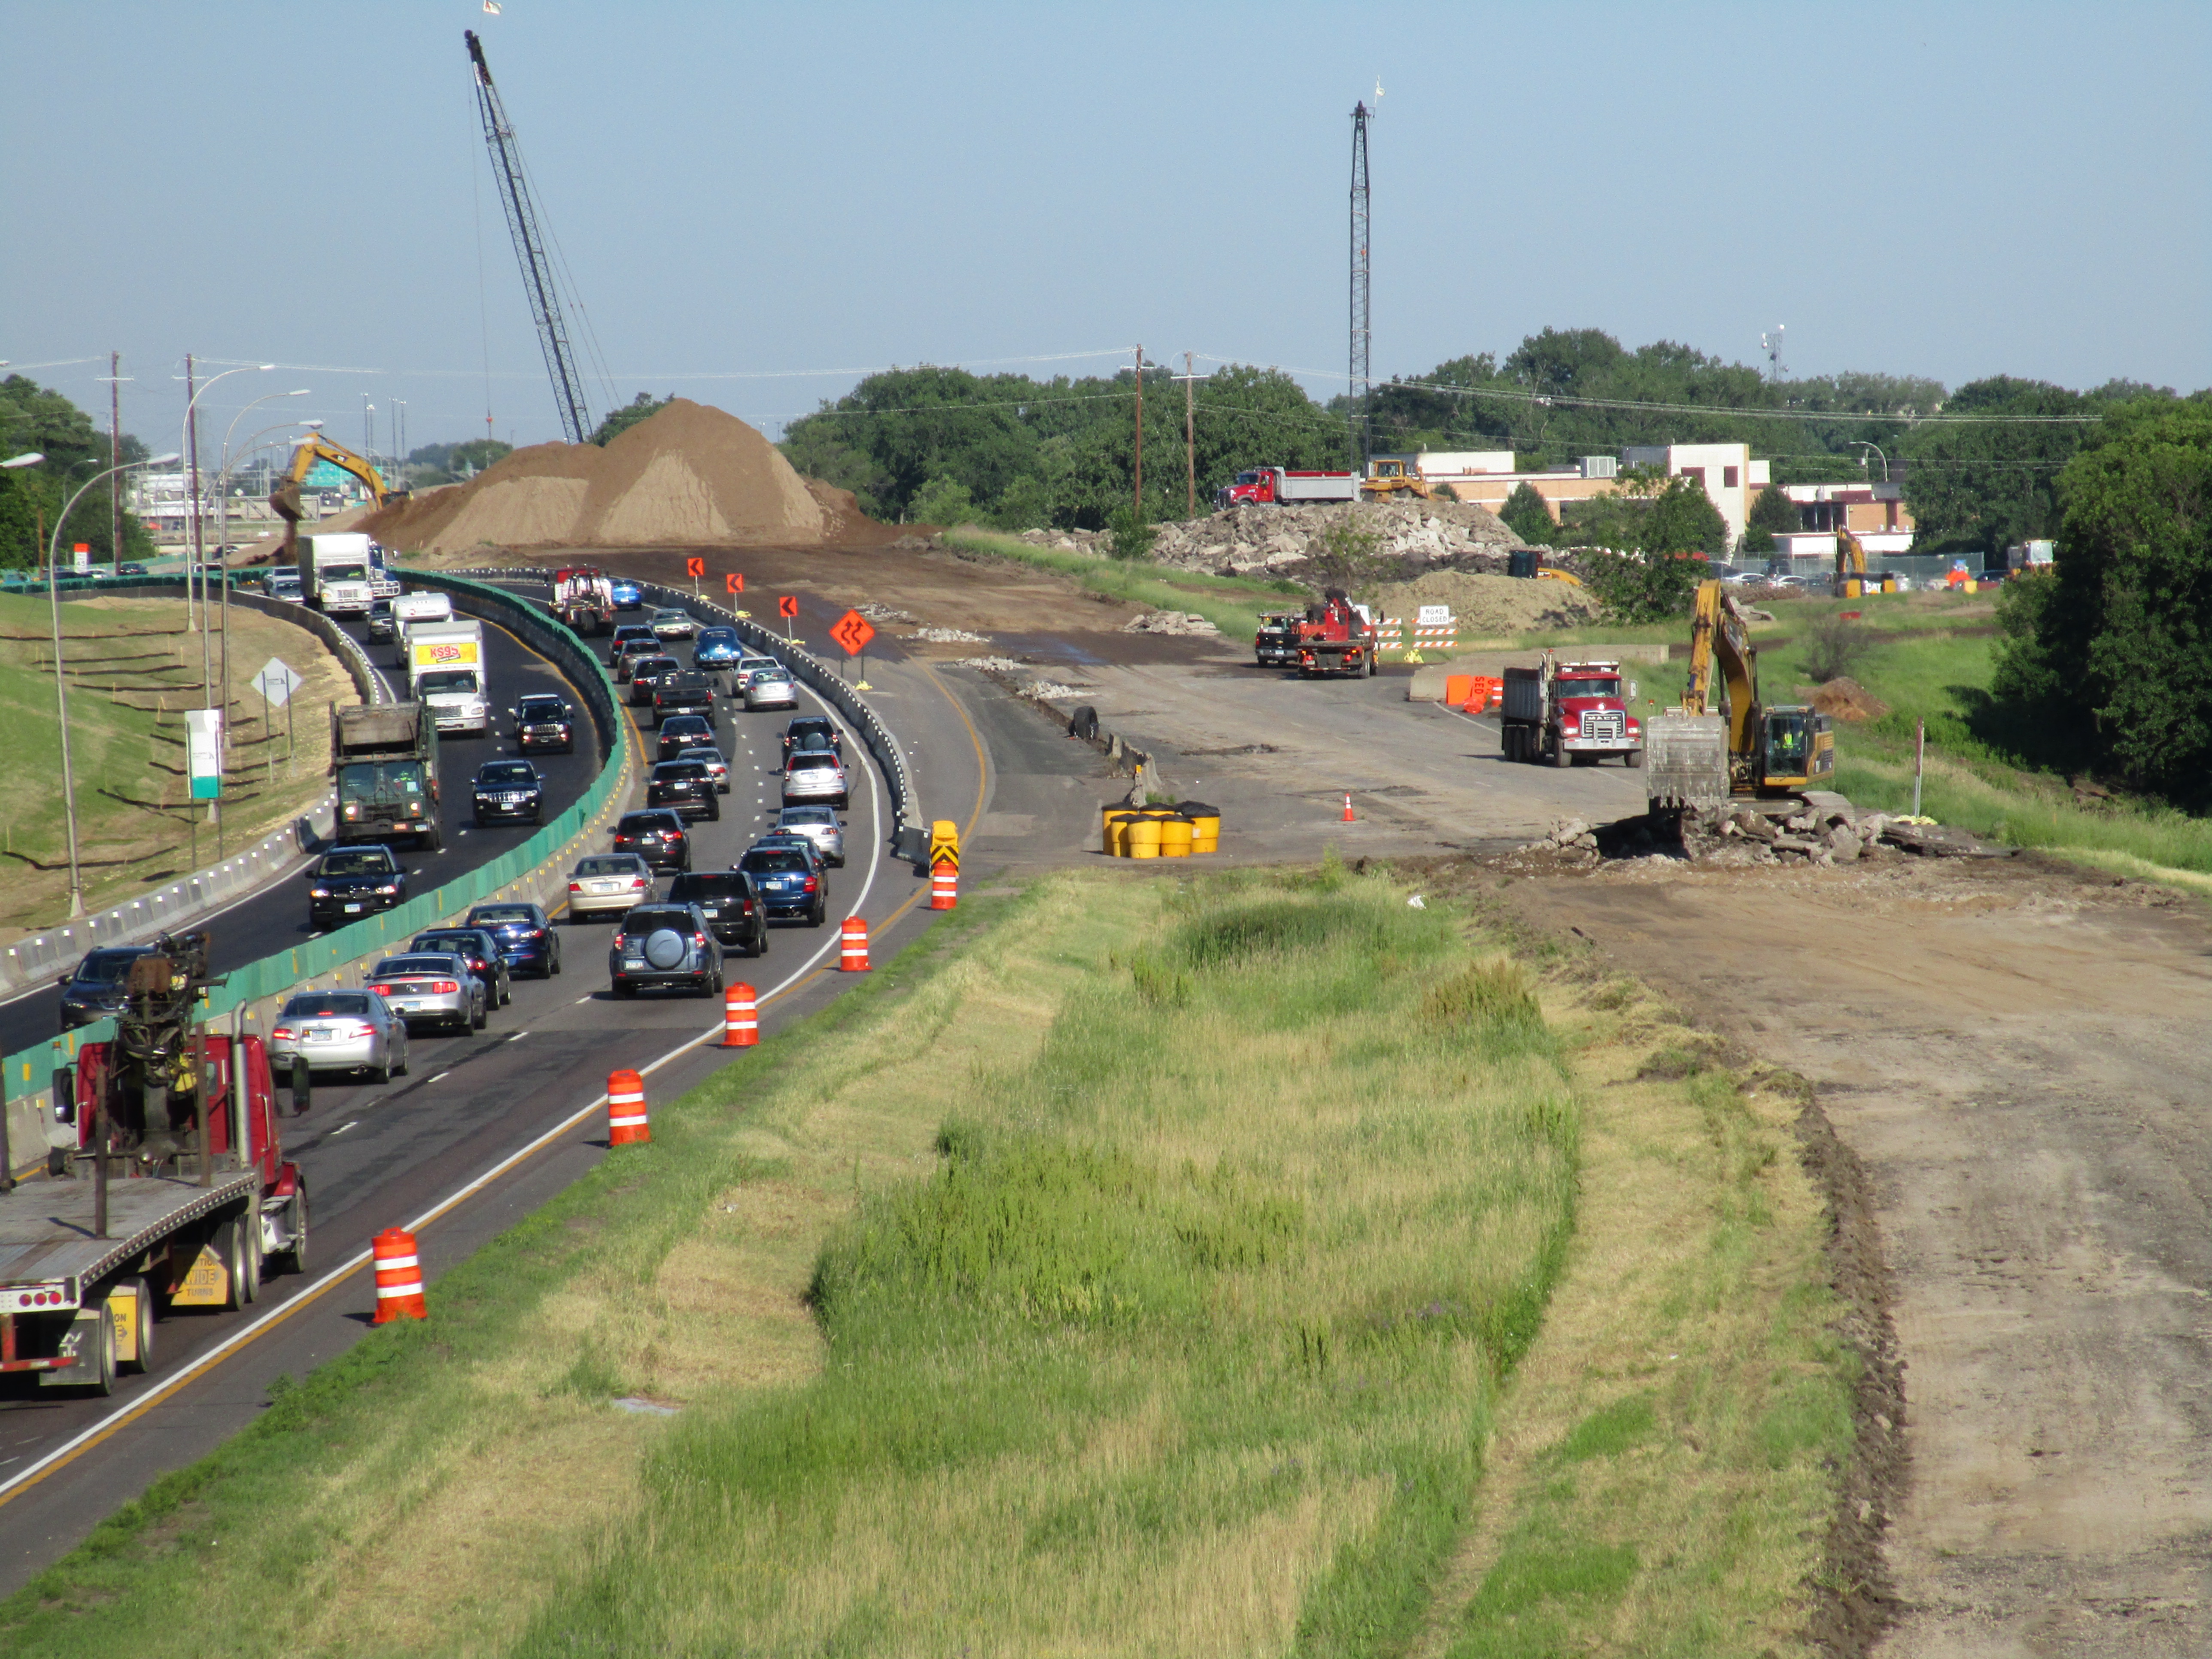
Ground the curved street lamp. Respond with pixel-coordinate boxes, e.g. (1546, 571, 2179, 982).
(176, 362, 273, 641)
(1853, 441, 1890, 483)
(45, 453, 182, 917)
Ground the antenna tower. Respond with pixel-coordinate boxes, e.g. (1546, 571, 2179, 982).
(466, 30, 593, 444)
(1348, 100, 1373, 468)
(1761, 324, 1788, 380)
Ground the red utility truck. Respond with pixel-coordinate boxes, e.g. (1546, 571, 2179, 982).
(0, 934, 306, 1394)
(1294, 589, 1381, 678)
(1500, 654, 1644, 767)
(1217, 467, 1360, 509)
(552, 567, 616, 636)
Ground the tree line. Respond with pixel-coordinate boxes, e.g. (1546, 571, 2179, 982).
(0, 375, 156, 568)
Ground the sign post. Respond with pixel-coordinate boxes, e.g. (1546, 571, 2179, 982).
(827, 608, 876, 689)
(776, 594, 799, 642)
(255, 659, 303, 783)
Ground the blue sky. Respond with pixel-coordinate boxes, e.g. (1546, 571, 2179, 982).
(6, 1, 2207, 456)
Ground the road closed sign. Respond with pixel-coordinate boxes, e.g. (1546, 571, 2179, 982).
(1416, 605, 1453, 628)
(828, 609, 875, 656)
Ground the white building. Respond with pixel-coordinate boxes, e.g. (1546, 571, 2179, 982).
(1619, 444, 1769, 546)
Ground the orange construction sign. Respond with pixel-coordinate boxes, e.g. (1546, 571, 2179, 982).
(725, 572, 744, 594)
(777, 595, 799, 620)
(684, 556, 705, 579)
(828, 609, 876, 656)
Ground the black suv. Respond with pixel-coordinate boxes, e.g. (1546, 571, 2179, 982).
(652, 670, 715, 728)
(667, 870, 769, 955)
(307, 845, 408, 931)
(513, 693, 575, 754)
(471, 759, 545, 826)
(646, 760, 721, 822)
(612, 808, 691, 872)
(608, 903, 724, 1000)
(656, 713, 715, 763)
(628, 655, 680, 705)
(58, 945, 159, 1030)
(410, 926, 514, 1008)
(781, 715, 842, 760)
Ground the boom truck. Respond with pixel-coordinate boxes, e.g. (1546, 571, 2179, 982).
(0, 932, 307, 1394)
(552, 567, 616, 635)
(331, 702, 443, 850)
(406, 618, 490, 735)
(1645, 578, 1833, 813)
(1217, 467, 1360, 509)
(1500, 656, 1644, 767)
(1294, 589, 1381, 678)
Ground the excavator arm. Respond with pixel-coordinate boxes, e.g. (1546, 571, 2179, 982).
(268, 437, 391, 565)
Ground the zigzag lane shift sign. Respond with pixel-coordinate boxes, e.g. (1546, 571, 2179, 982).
(828, 609, 875, 657)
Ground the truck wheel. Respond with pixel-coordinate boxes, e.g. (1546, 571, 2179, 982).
(271, 1185, 310, 1276)
(1550, 737, 1571, 769)
(1625, 749, 1644, 769)
(115, 1277, 155, 1376)
(424, 823, 444, 854)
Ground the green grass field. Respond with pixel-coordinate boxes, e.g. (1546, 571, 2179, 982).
(0, 865, 1853, 1657)
(942, 528, 1297, 645)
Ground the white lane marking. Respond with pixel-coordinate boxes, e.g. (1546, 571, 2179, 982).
(573, 994, 593, 1005)
(506, 1030, 529, 1042)
(331, 1120, 360, 1135)
(428, 1072, 451, 1083)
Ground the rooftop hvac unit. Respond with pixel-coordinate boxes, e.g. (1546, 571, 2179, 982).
(1580, 456, 1619, 479)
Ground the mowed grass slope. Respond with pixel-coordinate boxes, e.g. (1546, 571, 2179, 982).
(1, 867, 1854, 1657)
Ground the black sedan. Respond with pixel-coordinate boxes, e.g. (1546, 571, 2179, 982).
(471, 759, 545, 826)
(410, 926, 513, 1009)
(656, 713, 715, 763)
(57, 945, 160, 1031)
(307, 845, 408, 931)
(628, 655, 681, 705)
(612, 808, 691, 873)
(463, 900, 563, 979)
(646, 760, 721, 822)
(513, 693, 576, 754)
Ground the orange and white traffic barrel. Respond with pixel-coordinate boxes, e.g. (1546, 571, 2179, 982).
(930, 861, 957, 910)
(722, 982, 758, 1048)
(372, 1227, 426, 1324)
(608, 1067, 650, 1146)
(840, 915, 870, 972)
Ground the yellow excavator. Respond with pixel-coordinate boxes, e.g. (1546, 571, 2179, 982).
(1832, 523, 1900, 598)
(1644, 578, 1832, 811)
(266, 437, 402, 565)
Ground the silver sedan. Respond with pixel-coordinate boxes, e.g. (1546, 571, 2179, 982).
(269, 989, 409, 1083)
(649, 607, 697, 641)
(568, 853, 656, 919)
(744, 670, 799, 711)
(366, 952, 487, 1034)
(677, 745, 730, 793)
(774, 804, 845, 866)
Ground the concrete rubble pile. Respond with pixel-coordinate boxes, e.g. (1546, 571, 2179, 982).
(906, 626, 990, 643)
(1515, 817, 1603, 863)
(1015, 500, 1526, 578)
(1688, 804, 1896, 867)
(855, 603, 918, 623)
(1121, 610, 1220, 636)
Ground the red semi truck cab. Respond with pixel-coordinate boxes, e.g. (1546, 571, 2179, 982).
(1500, 656, 1644, 767)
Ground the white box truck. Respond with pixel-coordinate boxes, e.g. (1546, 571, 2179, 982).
(406, 618, 489, 735)
(389, 590, 455, 666)
(297, 532, 377, 616)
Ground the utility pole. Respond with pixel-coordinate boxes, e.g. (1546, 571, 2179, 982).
(1184, 351, 1197, 520)
(1133, 345, 1144, 518)
(185, 354, 201, 633)
(107, 352, 122, 573)
(1349, 100, 1373, 472)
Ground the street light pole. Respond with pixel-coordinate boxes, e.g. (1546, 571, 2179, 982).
(211, 419, 312, 764)
(177, 362, 273, 710)
(1854, 442, 1889, 483)
(40, 453, 181, 918)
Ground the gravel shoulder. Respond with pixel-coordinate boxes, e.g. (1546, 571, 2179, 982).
(1503, 854, 2212, 1656)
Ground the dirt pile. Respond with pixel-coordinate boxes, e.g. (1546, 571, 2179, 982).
(1808, 676, 1891, 722)
(1363, 568, 1602, 635)
(361, 400, 848, 553)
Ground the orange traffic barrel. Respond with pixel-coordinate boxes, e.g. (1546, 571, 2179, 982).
(840, 915, 871, 971)
(722, 983, 758, 1047)
(930, 861, 957, 910)
(372, 1227, 426, 1324)
(608, 1068, 650, 1146)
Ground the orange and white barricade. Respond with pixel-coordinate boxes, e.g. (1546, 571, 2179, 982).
(608, 1067, 650, 1146)
(372, 1227, 427, 1324)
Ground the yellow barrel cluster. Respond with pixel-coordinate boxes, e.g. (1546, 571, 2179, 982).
(1102, 803, 1220, 858)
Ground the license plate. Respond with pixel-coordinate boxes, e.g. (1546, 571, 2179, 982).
(306, 1030, 335, 1042)
(392, 1001, 424, 1012)
(344, 902, 363, 913)
(587, 881, 614, 893)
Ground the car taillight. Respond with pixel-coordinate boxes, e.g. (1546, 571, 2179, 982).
(693, 933, 707, 946)
(525, 927, 544, 939)
(434, 980, 459, 994)
(629, 876, 646, 890)
(568, 881, 583, 892)
(272, 1027, 295, 1041)
(803, 876, 818, 892)
(371, 985, 393, 997)
(343, 1021, 375, 1039)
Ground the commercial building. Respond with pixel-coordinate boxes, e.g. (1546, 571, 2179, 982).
(1369, 442, 1771, 545)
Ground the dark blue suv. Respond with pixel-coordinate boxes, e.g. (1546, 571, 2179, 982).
(464, 901, 563, 979)
(738, 843, 826, 927)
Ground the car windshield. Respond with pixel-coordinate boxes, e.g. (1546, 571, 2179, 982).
(72, 949, 151, 986)
(319, 850, 394, 876)
(479, 763, 535, 784)
(637, 658, 677, 674)
(618, 814, 678, 834)
(414, 933, 485, 957)
(622, 910, 692, 933)
(669, 875, 745, 901)
(520, 699, 565, 718)
(662, 719, 708, 736)
(652, 610, 687, 623)
(790, 753, 837, 770)
(1560, 678, 1622, 699)
(699, 630, 736, 646)
(741, 849, 810, 875)
(678, 747, 723, 764)
(377, 957, 458, 978)
(337, 758, 424, 794)
(284, 992, 371, 1018)
(322, 563, 369, 581)
(654, 763, 707, 780)
(472, 905, 535, 924)
(620, 639, 657, 654)
(575, 856, 642, 877)
(418, 670, 479, 695)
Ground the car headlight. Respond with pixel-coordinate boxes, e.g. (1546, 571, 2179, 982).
(375, 884, 399, 895)
(310, 887, 331, 898)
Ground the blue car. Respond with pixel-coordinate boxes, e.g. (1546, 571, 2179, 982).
(738, 843, 827, 927)
(463, 901, 564, 978)
(693, 626, 741, 669)
(610, 579, 642, 611)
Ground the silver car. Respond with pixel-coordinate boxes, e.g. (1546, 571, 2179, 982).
(568, 852, 656, 919)
(649, 607, 697, 641)
(782, 747, 848, 807)
(730, 654, 781, 690)
(775, 803, 845, 866)
(677, 745, 730, 793)
(269, 988, 409, 1083)
(367, 952, 487, 1034)
(745, 669, 799, 711)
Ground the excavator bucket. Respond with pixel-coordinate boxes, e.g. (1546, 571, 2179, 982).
(269, 480, 303, 565)
(1644, 711, 1729, 811)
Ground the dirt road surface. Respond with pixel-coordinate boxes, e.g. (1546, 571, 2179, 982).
(1513, 854, 2212, 1656)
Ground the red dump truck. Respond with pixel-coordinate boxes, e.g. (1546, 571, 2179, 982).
(0, 934, 306, 1394)
(553, 567, 616, 635)
(1294, 589, 1380, 678)
(1500, 654, 1644, 767)
(1217, 467, 1360, 509)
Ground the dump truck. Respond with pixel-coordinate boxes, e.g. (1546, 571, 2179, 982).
(1254, 610, 1305, 667)
(552, 567, 616, 635)
(1500, 655, 1644, 767)
(0, 933, 306, 1395)
(1294, 589, 1380, 678)
(331, 701, 442, 851)
(1216, 467, 1360, 509)
(406, 619, 490, 735)
(1645, 579, 1833, 811)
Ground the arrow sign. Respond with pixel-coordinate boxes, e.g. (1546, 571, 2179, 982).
(828, 609, 876, 657)
(725, 572, 744, 594)
(777, 595, 799, 620)
(684, 556, 705, 579)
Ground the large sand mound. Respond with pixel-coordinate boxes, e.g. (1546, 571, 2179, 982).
(362, 399, 836, 553)
(1362, 568, 1603, 635)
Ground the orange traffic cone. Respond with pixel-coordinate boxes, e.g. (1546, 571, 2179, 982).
(1342, 793, 1356, 822)
(372, 1227, 426, 1324)
(607, 1067, 650, 1146)
(930, 862, 957, 911)
(840, 915, 871, 972)
(722, 982, 758, 1048)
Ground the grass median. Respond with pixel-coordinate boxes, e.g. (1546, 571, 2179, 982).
(1, 862, 1856, 1657)
(940, 527, 1295, 644)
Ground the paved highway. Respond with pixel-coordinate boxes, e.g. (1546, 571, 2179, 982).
(0, 586, 1069, 1595)
(0, 609, 602, 1058)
